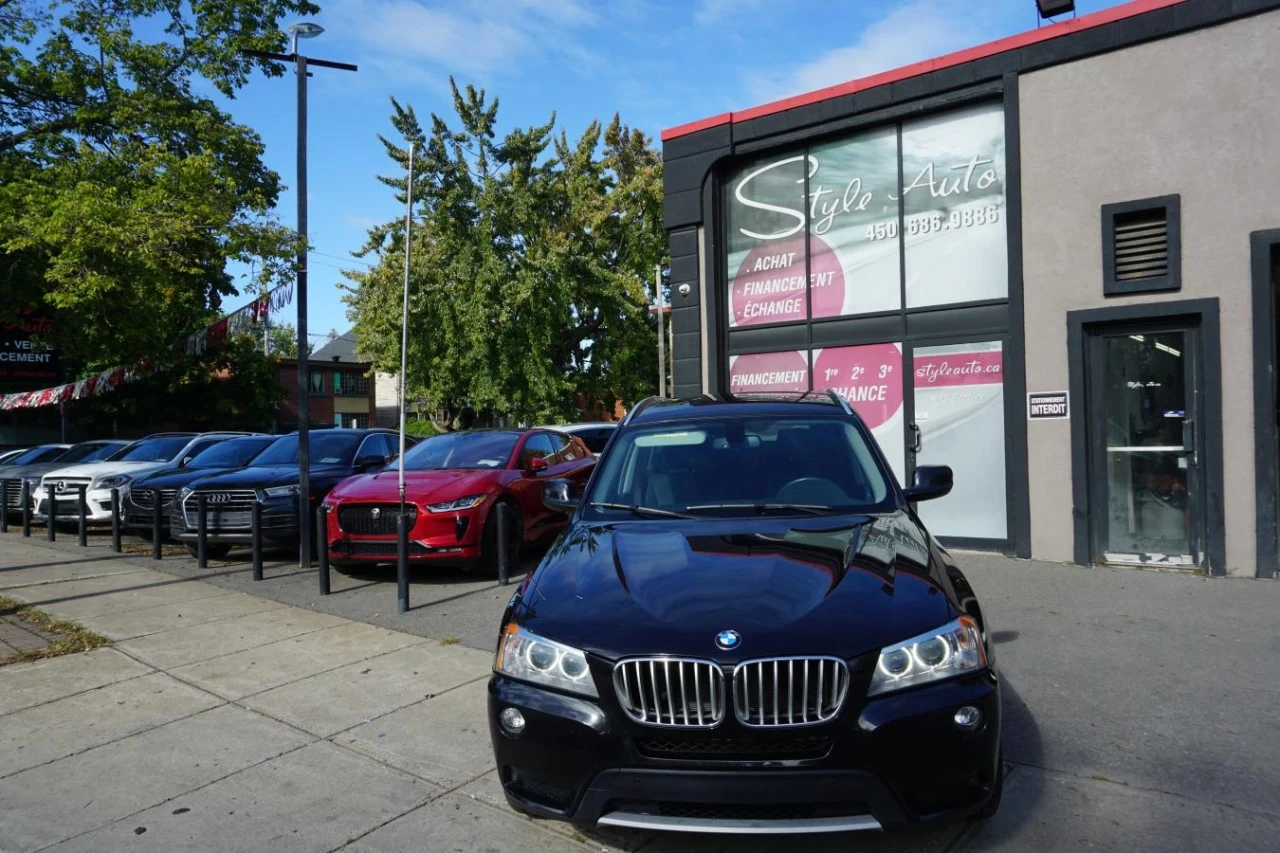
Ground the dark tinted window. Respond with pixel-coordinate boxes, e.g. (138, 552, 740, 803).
(356, 434, 390, 461)
(112, 436, 194, 463)
(579, 428, 614, 454)
(62, 442, 125, 463)
(519, 433, 555, 467)
(397, 431, 520, 470)
(545, 432, 572, 462)
(252, 433, 363, 467)
(8, 445, 68, 465)
(588, 417, 891, 517)
(187, 437, 274, 468)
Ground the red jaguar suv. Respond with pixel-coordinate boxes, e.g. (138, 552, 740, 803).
(322, 428, 594, 571)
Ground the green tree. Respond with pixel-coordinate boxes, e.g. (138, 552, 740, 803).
(343, 82, 666, 429)
(266, 321, 312, 359)
(0, 0, 313, 379)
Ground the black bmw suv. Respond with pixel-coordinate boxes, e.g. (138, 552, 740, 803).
(488, 393, 1000, 835)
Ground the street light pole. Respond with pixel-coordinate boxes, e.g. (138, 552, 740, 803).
(241, 25, 356, 575)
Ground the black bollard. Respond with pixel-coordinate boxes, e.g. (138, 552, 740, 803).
(251, 501, 263, 581)
(21, 481, 31, 537)
(76, 484, 87, 547)
(46, 483, 55, 542)
(316, 505, 330, 596)
(196, 493, 208, 569)
(396, 502, 409, 613)
(1, 480, 8, 534)
(152, 495, 162, 561)
(496, 501, 510, 586)
(110, 488, 121, 553)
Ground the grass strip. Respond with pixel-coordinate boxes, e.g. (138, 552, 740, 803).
(0, 595, 112, 666)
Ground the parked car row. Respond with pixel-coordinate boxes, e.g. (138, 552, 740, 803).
(0, 422, 616, 572)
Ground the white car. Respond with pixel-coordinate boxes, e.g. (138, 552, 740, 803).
(34, 432, 254, 522)
(532, 422, 617, 456)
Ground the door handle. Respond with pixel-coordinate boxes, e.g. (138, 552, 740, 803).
(1180, 418, 1196, 462)
(908, 423, 923, 454)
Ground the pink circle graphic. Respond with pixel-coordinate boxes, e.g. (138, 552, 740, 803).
(813, 343, 903, 429)
(731, 235, 844, 326)
(728, 351, 809, 394)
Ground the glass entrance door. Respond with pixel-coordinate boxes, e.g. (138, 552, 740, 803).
(1088, 327, 1202, 567)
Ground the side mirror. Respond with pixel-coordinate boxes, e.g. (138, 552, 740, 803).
(355, 454, 387, 472)
(903, 465, 953, 502)
(543, 478, 578, 514)
(526, 457, 549, 474)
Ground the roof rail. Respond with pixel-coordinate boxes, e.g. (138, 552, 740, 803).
(824, 389, 854, 416)
(621, 396, 664, 427)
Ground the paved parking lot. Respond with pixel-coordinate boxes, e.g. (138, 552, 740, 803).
(1, 526, 1277, 851)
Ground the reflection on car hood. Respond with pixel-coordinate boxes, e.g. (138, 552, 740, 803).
(527, 512, 952, 661)
(132, 466, 248, 489)
(329, 469, 508, 503)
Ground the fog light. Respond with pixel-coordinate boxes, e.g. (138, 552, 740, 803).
(954, 705, 982, 729)
(500, 707, 526, 735)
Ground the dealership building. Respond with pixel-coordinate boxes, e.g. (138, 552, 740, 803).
(660, 0, 1280, 578)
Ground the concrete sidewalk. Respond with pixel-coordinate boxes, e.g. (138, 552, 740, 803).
(1, 532, 1278, 852)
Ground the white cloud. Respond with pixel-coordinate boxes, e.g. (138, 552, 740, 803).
(327, 0, 599, 81)
(748, 0, 988, 104)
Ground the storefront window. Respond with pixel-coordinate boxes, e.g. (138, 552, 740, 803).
(911, 341, 1006, 539)
(812, 343, 905, 484)
(726, 154, 808, 328)
(902, 102, 1007, 308)
(727, 351, 810, 393)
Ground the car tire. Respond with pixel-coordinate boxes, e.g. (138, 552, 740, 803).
(476, 500, 522, 576)
(975, 750, 1004, 820)
(185, 543, 233, 561)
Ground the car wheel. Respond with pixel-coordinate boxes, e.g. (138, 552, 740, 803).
(975, 750, 1004, 820)
(476, 501, 522, 576)
(185, 543, 233, 561)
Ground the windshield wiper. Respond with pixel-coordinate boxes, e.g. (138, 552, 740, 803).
(589, 501, 697, 519)
(685, 502, 834, 516)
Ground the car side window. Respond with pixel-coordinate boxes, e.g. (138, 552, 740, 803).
(181, 439, 218, 464)
(519, 433, 555, 467)
(356, 435, 386, 462)
(546, 432, 573, 463)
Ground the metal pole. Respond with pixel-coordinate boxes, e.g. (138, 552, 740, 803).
(251, 500, 264, 581)
(110, 488, 121, 553)
(196, 493, 208, 569)
(76, 484, 87, 547)
(396, 508, 409, 613)
(296, 51, 312, 572)
(497, 502, 510, 586)
(317, 505, 330, 595)
(46, 483, 55, 541)
(655, 265, 665, 397)
(668, 312, 675, 397)
(152, 496, 162, 560)
(21, 481, 31, 537)
(396, 142, 415, 615)
(1, 480, 8, 534)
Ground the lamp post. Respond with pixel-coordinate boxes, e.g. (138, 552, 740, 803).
(241, 24, 357, 575)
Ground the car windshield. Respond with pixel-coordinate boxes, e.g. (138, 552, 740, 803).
(587, 416, 892, 518)
(187, 437, 274, 468)
(6, 445, 67, 465)
(113, 436, 193, 463)
(395, 431, 519, 470)
(252, 433, 362, 467)
(57, 442, 122, 464)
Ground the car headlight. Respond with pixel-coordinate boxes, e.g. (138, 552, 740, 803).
(263, 484, 300, 498)
(426, 494, 486, 513)
(177, 486, 193, 504)
(868, 615, 987, 697)
(495, 624, 598, 698)
(23, 476, 41, 489)
(95, 474, 131, 489)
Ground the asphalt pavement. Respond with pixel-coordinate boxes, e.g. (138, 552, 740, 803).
(0, 525, 1277, 851)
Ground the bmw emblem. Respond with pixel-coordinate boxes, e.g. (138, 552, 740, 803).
(714, 629, 741, 651)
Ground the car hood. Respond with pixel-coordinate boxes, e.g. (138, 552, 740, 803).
(132, 466, 245, 489)
(191, 464, 354, 495)
(526, 512, 954, 662)
(36, 461, 166, 483)
(0, 461, 82, 481)
(329, 469, 506, 503)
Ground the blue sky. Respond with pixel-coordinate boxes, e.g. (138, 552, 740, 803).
(219, 0, 1128, 340)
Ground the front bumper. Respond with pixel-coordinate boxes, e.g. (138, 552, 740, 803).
(487, 669, 1000, 833)
(33, 489, 117, 522)
(324, 501, 487, 563)
(169, 498, 301, 546)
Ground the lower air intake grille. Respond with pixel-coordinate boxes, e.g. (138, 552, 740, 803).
(634, 734, 831, 761)
(614, 658, 725, 728)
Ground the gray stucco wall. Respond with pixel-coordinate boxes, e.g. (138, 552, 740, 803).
(1020, 12, 1280, 575)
